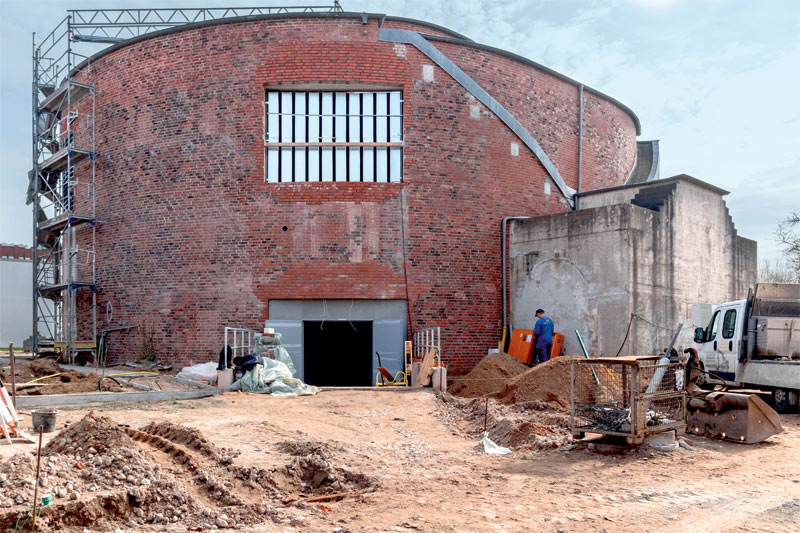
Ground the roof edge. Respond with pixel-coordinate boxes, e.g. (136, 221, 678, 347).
(577, 174, 730, 198)
(423, 34, 641, 135)
(67, 11, 640, 134)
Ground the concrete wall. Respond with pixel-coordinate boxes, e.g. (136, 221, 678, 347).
(509, 177, 757, 357)
(0, 259, 32, 346)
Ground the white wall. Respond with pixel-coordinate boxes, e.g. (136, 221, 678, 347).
(0, 259, 32, 346)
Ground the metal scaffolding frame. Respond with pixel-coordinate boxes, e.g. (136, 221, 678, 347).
(30, 4, 343, 361)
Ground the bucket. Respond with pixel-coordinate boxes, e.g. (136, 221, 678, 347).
(31, 409, 58, 433)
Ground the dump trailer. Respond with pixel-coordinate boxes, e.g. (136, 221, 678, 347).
(692, 283, 800, 412)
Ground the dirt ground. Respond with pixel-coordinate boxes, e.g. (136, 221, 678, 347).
(0, 390, 798, 532)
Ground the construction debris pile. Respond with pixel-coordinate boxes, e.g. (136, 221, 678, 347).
(440, 355, 606, 452)
(0, 413, 377, 531)
(0, 359, 125, 396)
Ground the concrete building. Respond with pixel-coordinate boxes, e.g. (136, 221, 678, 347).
(509, 175, 757, 357)
(37, 10, 644, 381)
(0, 244, 34, 347)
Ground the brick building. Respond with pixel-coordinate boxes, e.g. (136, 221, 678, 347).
(53, 12, 641, 383)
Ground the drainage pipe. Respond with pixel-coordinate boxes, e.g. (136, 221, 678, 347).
(576, 84, 584, 210)
(502, 216, 531, 328)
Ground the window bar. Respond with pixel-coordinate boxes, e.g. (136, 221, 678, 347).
(332, 94, 336, 181)
(305, 92, 310, 183)
(359, 93, 364, 182)
(277, 92, 282, 182)
(291, 91, 296, 183)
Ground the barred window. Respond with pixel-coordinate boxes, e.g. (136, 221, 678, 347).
(265, 90, 403, 183)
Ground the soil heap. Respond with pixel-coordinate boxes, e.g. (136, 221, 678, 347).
(499, 356, 599, 409)
(1, 359, 125, 395)
(449, 352, 528, 398)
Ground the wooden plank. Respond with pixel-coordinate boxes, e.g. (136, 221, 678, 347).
(413, 348, 437, 388)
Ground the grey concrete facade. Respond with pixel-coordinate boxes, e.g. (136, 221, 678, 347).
(509, 175, 756, 357)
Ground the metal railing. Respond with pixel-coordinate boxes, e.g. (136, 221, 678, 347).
(414, 327, 441, 361)
(223, 327, 259, 366)
(69, 3, 344, 42)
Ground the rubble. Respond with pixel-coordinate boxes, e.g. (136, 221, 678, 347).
(0, 413, 375, 531)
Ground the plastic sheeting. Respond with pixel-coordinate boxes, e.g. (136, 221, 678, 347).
(481, 433, 512, 455)
(176, 362, 218, 382)
(254, 333, 297, 376)
(230, 356, 319, 396)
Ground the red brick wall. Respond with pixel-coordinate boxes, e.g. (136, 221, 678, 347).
(69, 16, 638, 373)
(0, 245, 32, 261)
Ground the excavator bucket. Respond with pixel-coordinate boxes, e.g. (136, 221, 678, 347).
(686, 392, 783, 444)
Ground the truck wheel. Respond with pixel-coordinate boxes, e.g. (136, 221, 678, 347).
(770, 388, 791, 413)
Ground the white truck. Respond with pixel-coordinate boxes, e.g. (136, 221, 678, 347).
(693, 283, 800, 412)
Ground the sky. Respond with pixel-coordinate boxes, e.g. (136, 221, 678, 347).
(1, 0, 798, 264)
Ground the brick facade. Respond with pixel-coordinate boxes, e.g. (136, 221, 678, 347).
(68, 15, 638, 373)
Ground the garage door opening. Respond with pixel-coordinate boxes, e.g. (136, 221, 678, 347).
(303, 321, 373, 386)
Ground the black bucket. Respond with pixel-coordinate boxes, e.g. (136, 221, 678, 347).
(31, 409, 58, 433)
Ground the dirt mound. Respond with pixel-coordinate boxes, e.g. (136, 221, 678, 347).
(43, 412, 136, 455)
(449, 352, 529, 398)
(499, 356, 599, 409)
(277, 440, 337, 457)
(435, 393, 573, 451)
(29, 358, 62, 376)
(1, 359, 126, 396)
(140, 420, 237, 461)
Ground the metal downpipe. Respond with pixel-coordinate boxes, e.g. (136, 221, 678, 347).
(576, 84, 584, 210)
(502, 216, 530, 328)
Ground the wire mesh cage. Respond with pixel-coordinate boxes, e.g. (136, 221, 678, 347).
(570, 357, 686, 444)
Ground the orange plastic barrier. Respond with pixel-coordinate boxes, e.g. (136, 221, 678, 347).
(550, 332, 564, 359)
(508, 329, 535, 365)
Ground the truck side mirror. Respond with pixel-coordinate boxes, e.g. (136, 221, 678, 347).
(694, 327, 705, 343)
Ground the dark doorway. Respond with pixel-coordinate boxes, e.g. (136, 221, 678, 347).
(303, 321, 373, 386)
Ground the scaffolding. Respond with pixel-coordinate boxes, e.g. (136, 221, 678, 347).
(30, 4, 344, 361)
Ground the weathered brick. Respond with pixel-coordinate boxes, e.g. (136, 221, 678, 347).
(68, 16, 638, 374)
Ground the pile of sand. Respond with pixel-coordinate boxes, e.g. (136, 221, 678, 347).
(449, 352, 529, 398)
(499, 356, 600, 409)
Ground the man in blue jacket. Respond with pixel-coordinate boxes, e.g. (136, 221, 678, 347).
(533, 309, 554, 365)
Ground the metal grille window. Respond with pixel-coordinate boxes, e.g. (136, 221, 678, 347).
(265, 90, 403, 183)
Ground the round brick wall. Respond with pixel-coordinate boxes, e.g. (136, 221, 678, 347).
(69, 15, 638, 374)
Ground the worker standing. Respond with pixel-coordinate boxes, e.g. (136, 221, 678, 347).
(533, 309, 554, 364)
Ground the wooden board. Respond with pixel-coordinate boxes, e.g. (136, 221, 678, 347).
(413, 348, 437, 387)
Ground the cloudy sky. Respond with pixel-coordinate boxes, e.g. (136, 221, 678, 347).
(1, 0, 798, 263)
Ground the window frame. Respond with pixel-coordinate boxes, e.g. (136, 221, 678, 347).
(264, 89, 404, 183)
(722, 309, 737, 339)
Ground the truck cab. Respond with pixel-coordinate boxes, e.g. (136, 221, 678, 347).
(693, 300, 746, 384)
(693, 283, 800, 412)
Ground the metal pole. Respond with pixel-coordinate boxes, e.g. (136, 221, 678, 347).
(31, 32, 39, 356)
(575, 330, 599, 384)
(9, 344, 16, 409)
(31, 427, 44, 531)
(576, 84, 584, 210)
(502, 216, 530, 328)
